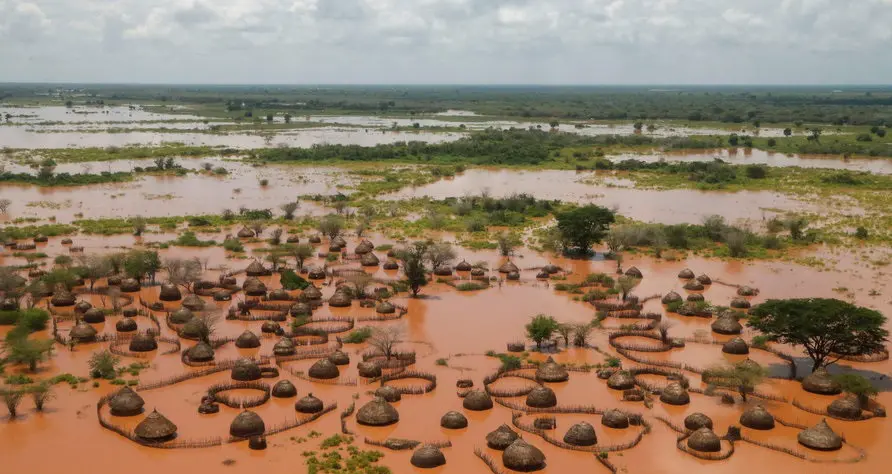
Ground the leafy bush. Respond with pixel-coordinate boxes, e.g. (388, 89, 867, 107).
(343, 327, 373, 344)
(280, 270, 309, 290)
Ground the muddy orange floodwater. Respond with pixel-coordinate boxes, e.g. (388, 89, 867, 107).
(1, 228, 890, 474)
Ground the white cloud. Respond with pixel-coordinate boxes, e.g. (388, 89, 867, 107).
(1, 0, 891, 83)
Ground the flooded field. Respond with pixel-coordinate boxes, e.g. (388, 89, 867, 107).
(0, 231, 889, 474)
(1, 105, 204, 124)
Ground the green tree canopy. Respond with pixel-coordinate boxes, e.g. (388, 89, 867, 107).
(398, 241, 429, 297)
(526, 314, 559, 350)
(555, 205, 615, 254)
(748, 298, 888, 372)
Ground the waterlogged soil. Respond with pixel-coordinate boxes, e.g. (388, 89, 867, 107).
(1, 232, 890, 474)
(0, 105, 204, 124)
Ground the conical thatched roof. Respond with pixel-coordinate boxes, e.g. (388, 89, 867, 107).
(462, 390, 493, 411)
(268, 288, 291, 301)
(51, 286, 76, 307)
(536, 357, 569, 383)
(607, 371, 635, 390)
(740, 404, 775, 430)
(245, 261, 269, 277)
(686, 293, 705, 302)
(374, 385, 401, 403)
(181, 294, 205, 311)
(601, 409, 630, 429)
(802, 368, 842, 395)
(498, 261, 519, 274)
(433, 265, 452, 276)
(75, 300, 93, 314)
(503, 439, 546, 472)
(487, 424, 520, 450)
(678, 268, 695, 279)
(273, 337, 296, 356)
(116, 318, 138, 332)
(230, 410, 265, 438)
(332, 236, 347, 248)
(738, 358, 762, 372)
(129, 332, 158, 352)
(120, 278, 141, 292)
(308, 268, 326, 279)
(328, 291, 352, 308)
(213, 290, 232, 301)
(328, 350, 350, 366)
(179, 317, 207, 340)
(261, 321, 281, 334)
(272, 380, 297, 398)
(827, 395, 862, 420)
(122, 308, 138, 317)
(687, 428, 721, 452)
(737, 286, 758, 296)
(563, 422, 597, 446)
(29, 280, 52, 297)
(411, 444, 447, 469)
(242, 277, 267, 296)
(660, 382, 690, 405)
(383, 260, 399, 270)
(107, 275, 122, 286)
(696, 274, 712, 284)
(543, 264, 560, 274)
(290, 302, 312, 318)
(360, 253, 380, 266)
(355, 240, 374, 255)
(358, 360, 383, 378)
(684, 413, 713, 431)
(712, 313, 742, 335)
(83, 308, 106, 324)
(109, 386, 144, 417)
(683, 280, 704, 291)
(536, 271, 549, 279)
(376, 301, 395, 314)
(235, 330, 261, 349)
(440, 411, 468, 429)
(170, 307, 194, 324)
(295, 393, 324, 414)
(730, 297, 751, 309)
(308, 358, 340, 379)
(662, 291, 682, 304)
(722, 337, 749, 355)
(470, 268, 485, 277)
(159, 283, 182, 301)
(70, 320, 97, 342)
(187, 342, 214, 362)
(309, 235, 322, 244)
(231, 358, 261, 381)
(455, 260, 472, 271)
(624, 266, 643, 278)
(237, 227, 255, 238)
(357, 397, 400, 426)
(135, 410, 177, 441)
(302, 285, 322, 300)
(798, 419, 842, 451)
(526, 386, 557, 408)
(507, 271, 520, 281)
(286, 235, 300, 244)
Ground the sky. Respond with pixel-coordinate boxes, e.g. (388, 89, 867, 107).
(1, 0, 891, 85)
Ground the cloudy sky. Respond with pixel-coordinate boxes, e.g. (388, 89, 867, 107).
(2, 0, 891, 84)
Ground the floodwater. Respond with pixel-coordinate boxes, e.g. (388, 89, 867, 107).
(0, 105, 204, 124)
(1, 232, 890, 474)
(385, 169, 821, 225)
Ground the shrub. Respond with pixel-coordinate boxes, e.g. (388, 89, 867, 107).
(223, 238, 244, 252)
(88, 350, 120, 379)
(343, 327, 373, 344)
(745, 164, 767, 179)
(855, 227, 869, 240)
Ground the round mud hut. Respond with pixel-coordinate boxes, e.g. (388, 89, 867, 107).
(170, 307, 194, 324)
(802, 368, 842, 395)
(798, 419, 843, 451)
(357, 360, 383, 378)
(231, 358, 262, 381)
(455, 260, 472, 272)
(536, 357, 569, 383)
(308, 358, 340, 379)
(383, 260, 399, 270)
(83, 308, 106, 324)
(684, 413, 713, 431)
(498, 261, 520, 274)
(109, 386, 145, 416)
(303, 285, 323, 300)
(411, 444, 447, 469)
(70, 320, 98, 342)
(737, 286, 758, 296)
(543, 264, 560, 275)
(722, 337, 750, 355)
(290, 302, 312, 318)
(230, 410, 265, 438)
(243, 278, 267, 297)
(186, 341, 214, 362)
(328, 350, 350, 366)
(267, 288, 291, 301)
(563, 422, 597, 446)
(360, 253, 380, 267)
(75, 300, 92, 314)
(440, 411, 468, 429)
(295, 393, 324, 414)
(135, 410, 177, 442)
(503, 439, 546, 472)
(696, 274, 712, 285)
(712, 313, 743, 335)
(678, 268, 695, 279)
(181, 294, 206, 311)
(740, 405, 775, 430)
(357, 397, 400, 426)
(683, 280, 705, 291)
(374, 385, 401, 403)
(245, 261, 269, 277)
(660, 382, 690, 405)
(120, 278, 141, 293)
(328, 291, 352, 308)
(116, 318, 138, 332)
(129, 332, 158, 352)
(607, 371, 635, 390)
(602, 409, 630, 429)
(355, 240, 374, 255)
(828, 395, 863, 420)
(686, 293, 705, 302)
(662, 291, 683, 304)
(687, 428, 721, 452)
(273, 337, 296, 357)
(526, 386, 557, 408)
(376, 301, 396, 314)
(487, 424, 520, 450)
(235, 330, 261, 349)
(51, 287, 77, 307)
(159, 283, 182, 301)
(462, 390, 493, 411)
(624, 266, 643, 279)
(271, 380, 297, 398)
(237, 227, 255, 238)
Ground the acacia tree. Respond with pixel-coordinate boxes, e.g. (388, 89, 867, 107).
(526, 314, 559, 350)
(318, 214, 344, 240)
(288, 244, 314, 271)
(615, 275, 639, 301)
(78, 255, 111, 290)
(5, 337, 54, 372)
(556, 205, 615, 254)
(704, 361, 767, 402)
(399, 242, 428, 297)
(281, 201, 300, 220)
(369, 326, 403, 361)
(164, 258, 203, 292)
(748, 298, 888, 372)
(424, 241, 456, 269)
(833, 373, 878, 407)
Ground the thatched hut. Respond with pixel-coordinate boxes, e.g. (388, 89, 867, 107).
(70, 320, 98, 342)
(170, 307, 194, 325)
(295, 393, 324, 414)
(243, 277, 267, 297)
(286, 235, 300, 244)
(357, 397, 400, 426)
(308, 268, 326, 280)
(828, 395, 863, 420)
(237, 227, 255, 238)
(374, 385, 401, 403)
(328, 291, 352, 308)
(51, 287, 77, 307)
(533, 417, 555, 430)
(273, 338, 295, 357)
(802, 368, 842, 395)
(737, 286, 758, 296)
(129, 332, 158, 352)
(308, 359, 340, 379)
(536, 271, 549, 279)
(267, 288, 290, 301)
(230, 410, 265, 438)
(83, 308, 106, 324)
(309, 235, 322, 244)
(260, 321, 281, 334)
(355, 240, 375, 255)
(120, 278, 141, 292)
(536, 357, 569, 383)
(455, 260, 472, 272)
(61, 238, 73, 245)
(660, 382, 690, 405)
(462, 390, 493, 411)
(607, 371, 635, 390)
(235, 330, 261, 349)
(116, 318, 138, 332)
(730, 297, 751, 309)
(601, 409, 630, 429)
(179, 317, 206, 340)
(683, 280, 704, 291)
(798, 419, 842, 451)
(107, 275, 122, 286)
(411, 445, 447, 469)
(470, 268, 485, 277)
(135, 410, 177, 441)
(711, 313, 742, 335)
(686, 293, 705, 302)
(440, 411, 468, 429)
(358, 360, 383, 378)
(213, 290, 232, 301)
(181, 294, 205, 311)
(332, 236, 347, 248)
(159, 283, 182, 301)
(740, 405, 775, 430)
(678, 268, 695, 279)
(376, 301, 396, 314)
(684, 413, 713, 431)
(360, 252, 380, 266)
(498, 261, 519, 274)
(109, 386, 145, 416)
(328, 350, 350, 366)
(75, 300, 93, 314)
(122, 308, 138, 317)
(383, 260, 399, 270)
(231, 358, 262, 381)
(272, 380, 297, 398)
(503, 439, 545, 472)
(186, 342, 214, 362)
(487, 424, 520, 450)
(695, 273, 711, 284)
(563, 422, 597, 446)
(687, 428, 721, 452)
(624, 266, 643, 278)
(302, 285, 322, 300)
(33, 234, 48, 243)
(507, 271, 520, 281)
(433, 265, 452, 276)
(290, 302, 312, 318)
(662, 291, 682, 304)
(722, 337, 750, 355)
(526, 386, 557, 408)
(543, 264, 560, 275)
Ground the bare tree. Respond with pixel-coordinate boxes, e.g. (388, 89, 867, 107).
(194, 312, 221, 344)
(615, 275, 638, 301)
(289, 244, 314, 271)
(424, 241, 456, 269)
(0, 266, 26, 307)
(556, 323, 573, 348)
(658, 321, 674, 344)
(368, 326, 404, 361)
(269, 228, 283, 245)
(249, 221, 265, 238)
(130, 216, 147, 236)
(345, 272, 374, 299)
(571, 322, 593, 347)
(0, 198, 11, 214)
(317, 214, 344, 240)
(164, 258, 203, 292)
(281, 201, 300, 220)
